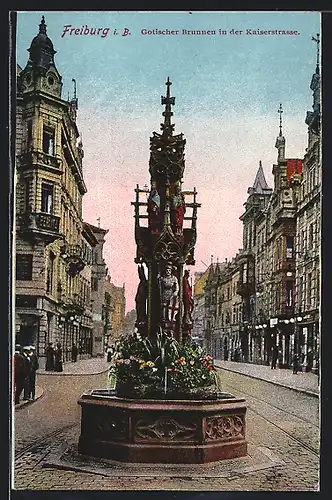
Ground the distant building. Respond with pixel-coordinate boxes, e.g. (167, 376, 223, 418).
(123, 309, 137, 337)
(85, 223, 108, 356)
(192, 269, 210, 347)
(103, 276, 126, 345)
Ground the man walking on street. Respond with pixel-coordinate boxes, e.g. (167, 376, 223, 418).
(14, 345, 25, 404)
(28, 346, 39, 399)
(71, 343, 78, 362)
(292, 353, 299, 374)
(271, 346, 278, 369)
(22, 347, 31, 400)
(45, 342, 55, 371)
(54, 342, 63, 372)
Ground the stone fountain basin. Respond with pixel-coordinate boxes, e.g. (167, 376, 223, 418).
(78, 389, 248, 464)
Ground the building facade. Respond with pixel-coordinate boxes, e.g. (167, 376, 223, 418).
(294, 55, 321, 372)
(15, 17, 108, 363)
(199, 42, 321, 369)
(192, 269, 209, 347)
(103, 276, 126, 346)
(86, 223, 108, 356)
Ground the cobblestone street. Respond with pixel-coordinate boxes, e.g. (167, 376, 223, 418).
(12, 362, 320, 491)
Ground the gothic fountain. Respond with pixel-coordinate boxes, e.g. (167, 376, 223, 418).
(77, 78, 248, 464)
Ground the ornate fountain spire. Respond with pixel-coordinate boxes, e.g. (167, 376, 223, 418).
(160, 77, 175, 136)
(306, 33, 321, 135)
(132, 79, 201, 341)
(278, 102, 283, 136)
(312, 33, 320, 75)
(275, 103, 286, 162)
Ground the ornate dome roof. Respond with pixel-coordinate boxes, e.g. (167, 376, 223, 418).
(28, 16, 56, 67)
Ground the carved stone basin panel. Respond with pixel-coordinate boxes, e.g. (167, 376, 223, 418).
(78, 390, 248, 464)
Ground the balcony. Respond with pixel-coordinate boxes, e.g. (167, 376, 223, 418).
(60, 244, 86, 277)
(18, 150, 62, 171)
(237, 281, 255, 297)
(20, 211, 61, 244)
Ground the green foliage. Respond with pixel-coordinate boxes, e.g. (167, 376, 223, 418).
(109, 329, 218, 398)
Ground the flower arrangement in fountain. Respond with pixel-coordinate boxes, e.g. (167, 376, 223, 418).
(108, 328, 219, 399)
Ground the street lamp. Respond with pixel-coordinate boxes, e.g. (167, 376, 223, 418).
(288, 314, 303, 357)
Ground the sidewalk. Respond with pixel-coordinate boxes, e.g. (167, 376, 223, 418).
(37, 356, 110, 376)
(215, 360, 319, 398)
(14, 385, 44, 410)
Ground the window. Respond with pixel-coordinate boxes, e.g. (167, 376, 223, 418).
(16, 254, 33, 280)
(285, 281, 293, 307)
(301, 229, 306, 254)
(92, 277, 98, 291)
(242, 262, 248, 284)
(227, 287, 230, 300)
(27, 121, 32, 151)
(41, 183, 53, 214)
(308, 224, 314, 250)
(298, 276, 303, 306)
(286, 236, 294, 259)
(46, 252, 55, 294)
(43, 126, 55, 155)
(307, 273, 312, 307)
(24, 178, 31, 212)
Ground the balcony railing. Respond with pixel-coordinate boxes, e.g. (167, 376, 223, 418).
(34, 213, 60, 232)
(18, 150, 62, 170)
(21, 211, 60, 233)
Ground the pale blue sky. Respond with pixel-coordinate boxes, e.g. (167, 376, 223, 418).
(15, 11, 321, 311)
(17, 11, 320, 120)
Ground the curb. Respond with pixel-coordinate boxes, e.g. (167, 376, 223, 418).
(36, 366, 110, 376)
(215, 364, 319, 399)
(14, 386, 44, 410)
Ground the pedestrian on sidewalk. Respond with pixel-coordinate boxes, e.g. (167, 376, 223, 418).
(45, 342, 55, 371)
(292, 353, 300, 374)
(71, 343, 78, 362)
(54, 342, 63, 372)
(14, 345, 25, 404)
(271, 346, 278, 369)
(28, 346, 39, 399)
(106, 345, 113, 362)
(307, 349, 314, 372)
(22, 347, 31, 400)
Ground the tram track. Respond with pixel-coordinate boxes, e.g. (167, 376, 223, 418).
(14, 422, 78, 460)
(218, 376, 320, 457)
(219, 377, 319, 428)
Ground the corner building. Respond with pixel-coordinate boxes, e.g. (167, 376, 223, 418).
(294, 58, 321, 372)
(15, 17, 104, 362)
